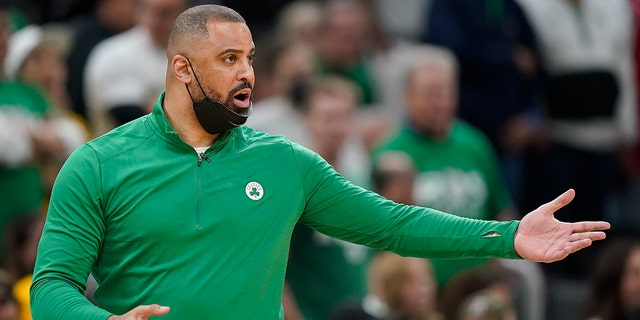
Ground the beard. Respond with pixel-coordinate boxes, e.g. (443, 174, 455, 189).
(186, 80, 254, 134)
(196, 82, 253, 117)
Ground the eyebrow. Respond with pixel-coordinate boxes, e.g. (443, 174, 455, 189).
(218, 47, 256, 56)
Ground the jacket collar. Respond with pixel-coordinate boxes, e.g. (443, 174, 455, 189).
(149, 92, 236, 151)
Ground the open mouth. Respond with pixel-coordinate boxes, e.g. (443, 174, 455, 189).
(233, 89, 252, 108)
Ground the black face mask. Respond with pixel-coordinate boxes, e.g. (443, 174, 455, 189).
(184, 58, 252, 134)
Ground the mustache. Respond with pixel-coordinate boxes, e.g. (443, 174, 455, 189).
(224, 82, 253, 116)
(229, 82, 253, 96)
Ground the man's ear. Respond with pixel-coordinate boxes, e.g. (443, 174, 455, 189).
(171, 55, 192, 83)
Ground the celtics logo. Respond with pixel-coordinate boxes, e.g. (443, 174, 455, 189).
(245, 181, 264, 201)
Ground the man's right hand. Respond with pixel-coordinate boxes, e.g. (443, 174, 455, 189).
(107, 304, 170, 319)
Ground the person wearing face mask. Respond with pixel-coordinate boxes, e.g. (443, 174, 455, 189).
(30, 5, 611, 320)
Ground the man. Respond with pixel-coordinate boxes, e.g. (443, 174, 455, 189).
(372, 45, 516, 288)
(66, 0, 137, 120)
(425, 0, 542, 207)
(285, 75, 373, 320)
(515, 0, 636, 318)
(30, 5, 609, 320)
(84, 0, 189, 135)
(372, 45, 546, 320)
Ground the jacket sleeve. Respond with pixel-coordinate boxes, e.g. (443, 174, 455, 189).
(294, 144, 521, 259)
(30, 144, 113, 320)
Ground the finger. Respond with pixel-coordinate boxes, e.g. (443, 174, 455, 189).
(570, 221, 611, 233)
(539, 189, 575, 215)
(557, 238, 593, 261)
(569, 231, 607, 242)
(131, 304, 170, 318)
(569, 238, 593, 254)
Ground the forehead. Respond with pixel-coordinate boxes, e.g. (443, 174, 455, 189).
(411, 64, 453, 84)
(203, 21, 254, 53)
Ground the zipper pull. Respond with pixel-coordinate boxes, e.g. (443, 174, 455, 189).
(197, 152, 210, 167)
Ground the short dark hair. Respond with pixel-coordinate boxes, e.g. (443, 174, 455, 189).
(168, 4, 245, 54)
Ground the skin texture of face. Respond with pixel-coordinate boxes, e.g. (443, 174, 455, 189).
(186, 21, 255, 115)
(405, 63, 457, 141)
(621, 247, 640, 310)
(164, 18, 255, 147)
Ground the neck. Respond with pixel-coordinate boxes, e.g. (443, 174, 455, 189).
(163, 92, 219, 148)
(407, 120, 449, 141)
(315, 144, 338, 166)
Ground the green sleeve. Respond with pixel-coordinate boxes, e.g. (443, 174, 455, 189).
(295, 145, 521, 259)
(31, 145, 113, 320)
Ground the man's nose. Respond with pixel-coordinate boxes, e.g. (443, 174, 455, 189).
(237, 59, 254, 83)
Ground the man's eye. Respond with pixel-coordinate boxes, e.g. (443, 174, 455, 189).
(248, 55, 255, 63)
(224, 56, 236, 63)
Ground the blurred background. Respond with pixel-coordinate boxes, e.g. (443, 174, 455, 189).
(1, 0, 639, 319)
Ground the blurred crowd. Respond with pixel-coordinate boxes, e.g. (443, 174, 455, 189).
(1, 0, 640, 319)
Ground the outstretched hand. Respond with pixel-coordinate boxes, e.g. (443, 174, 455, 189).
(107, 304, 170, 320)
(514, 189, 610, 263)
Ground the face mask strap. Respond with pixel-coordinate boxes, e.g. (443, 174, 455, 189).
(183, 56, 210, 101)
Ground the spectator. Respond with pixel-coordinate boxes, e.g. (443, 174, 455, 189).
(2, 213, 45, 320)
(0, 6, 76, 252)
(330, 153, 440, 320)
(333, 251, 441, 320)
(0, 277, 18, 320)
(66, 0, 137, 120)
(245, 32, 316, 148)
(249, 31, 315, 107)
(424, 0, 542, 206)
(372, 45, 518, 289)
(515, 0, 637, 317)
(4, 23, 90, 202)
(607, 0, 640, 238)
(457, 288, 517, 320)
(84, 0, 190, 135)
(579, 236, 640, 320)
(370, 151, 418, 206)
(312, 0, 378, 106)
(370, 0, 430, 42)
(439, 266, 518, 320)
(272, 0, 323, 46)
(286, 75, 374, 320)
(300, 75, 370, 187)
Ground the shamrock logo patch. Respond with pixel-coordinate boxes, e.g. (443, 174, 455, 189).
(245, 182, 264, 201)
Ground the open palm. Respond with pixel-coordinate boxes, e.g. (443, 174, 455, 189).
(514, 189, 610, 263)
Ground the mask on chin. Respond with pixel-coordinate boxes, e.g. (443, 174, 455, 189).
(185, 58, 252, 134)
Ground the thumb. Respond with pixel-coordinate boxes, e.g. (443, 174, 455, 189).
(540, 188, 575, 215)
(130, 304, 170, 318)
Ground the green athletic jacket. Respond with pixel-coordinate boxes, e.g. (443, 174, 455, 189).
(31, 93, 521, 320)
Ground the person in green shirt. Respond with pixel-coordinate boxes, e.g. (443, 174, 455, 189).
(372, 44, 517, 288)
(31, 5, 610, 320)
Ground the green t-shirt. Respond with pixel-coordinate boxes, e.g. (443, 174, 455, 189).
(0, 81, 50, 243)
(315, 54, 377, 105)
(31, 94, 520, 320)
(287, 223, 374, 320)
(373, 122, 512, 287)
